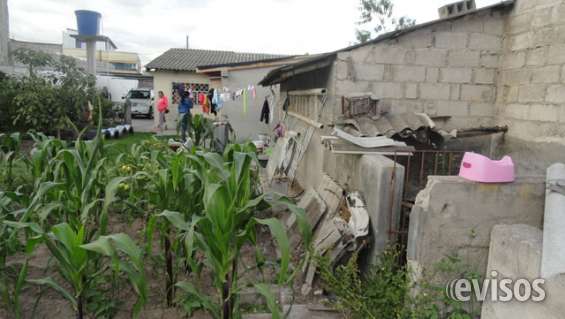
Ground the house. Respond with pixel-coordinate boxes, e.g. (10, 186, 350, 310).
(62, 28, 144, 77)
(146, 48, 297, 140)
(259, 0, 565, 290)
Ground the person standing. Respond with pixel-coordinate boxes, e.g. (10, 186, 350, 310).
(156, 91, 169, 133)
(178, 91, 193, 142)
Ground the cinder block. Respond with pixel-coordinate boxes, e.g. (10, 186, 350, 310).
(474, 68, 496, 84)
(532, 65, 561, 84)
(510, 32, 533, 51)
(447, 50, 480, 67)
(480, 53, 500, 68)
(505, 103, 530, 120)
(461, 84, 495, 102)
(371, 46, 407, 64)
(426, 67, 440, 82)
(451, 17, 483, 33)
(526, 47, 548, 66)
(508, 13, 533, 35)
(440, 67, 473, 83)
(335, 60, 350, 81)
(435, 32, 468, 49)
(502, 52, 526, 69)
(469, 102, 495, 116)
(450, 84, 461, 100)
(518, 84, 547, 103)
(532, 6, 554, 28)
(547, 44, 565, 64)
(469, 33, 502, 51)
(350, 45, 373, 63)
(436, 100, 469, 116)
(397, 29, 433, 48)
(354, 63, 385, 81)
(532, 26, 557, 47)
(371, 82, 403, 99)
(501, 69, 531, 85)
(392, 65, 426, 82)
(483, 17, 505, 35)
(406, 49, 447, 66)
(529, 104, 560, 122)
(405, 83, 419, 99)
(547, 85, 565, 103)
(419, 83, 451, 100)
(335, 79, 371, 96)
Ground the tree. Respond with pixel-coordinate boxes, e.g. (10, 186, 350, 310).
(355, 0, 416, 43)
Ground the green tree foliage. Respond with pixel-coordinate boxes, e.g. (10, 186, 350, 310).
(355, 0, 416, 43)
(0, 49, 111, 134)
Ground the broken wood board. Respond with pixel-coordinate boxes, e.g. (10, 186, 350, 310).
(316, 174, 343, 218)
(287, 188, 327, 251)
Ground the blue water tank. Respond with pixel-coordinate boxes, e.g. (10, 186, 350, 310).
(75, 10, 101, 36)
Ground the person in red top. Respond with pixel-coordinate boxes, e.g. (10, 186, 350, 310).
(156, 91, 169, 133)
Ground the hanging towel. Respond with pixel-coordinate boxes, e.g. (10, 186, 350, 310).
(260, 98, 270, 124)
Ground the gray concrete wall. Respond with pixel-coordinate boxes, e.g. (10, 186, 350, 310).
(481, 224, 565, 318)
(220, 66, 280, 141)
(407, 176, 545, 285)
(0, 0, 10, 67)
(323, 154, 404, 265)
(333, 9, 507, 131)
(496, 0, 565, 141)
(9, 39, 62, 56)
(492, 0, 565, 176)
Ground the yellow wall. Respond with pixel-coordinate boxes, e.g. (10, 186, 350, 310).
(150, 70, 210, 128)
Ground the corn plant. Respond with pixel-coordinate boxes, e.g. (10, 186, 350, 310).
(0, 132, 23, 189)
(146, 150, 204, 306)
(170, 146, 311, 319)
(6, 222, 147, 319)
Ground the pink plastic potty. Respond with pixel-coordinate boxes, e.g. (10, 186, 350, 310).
(458, 152, 515, 183)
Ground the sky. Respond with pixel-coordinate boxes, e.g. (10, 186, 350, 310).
(7, 0, 501, 66)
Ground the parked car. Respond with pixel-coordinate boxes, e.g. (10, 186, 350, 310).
(124, 89, 154, 119)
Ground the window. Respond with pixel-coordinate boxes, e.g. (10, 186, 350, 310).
(112, 62, 137, 71)
(172, 82, 210, 105)
(129, 90, 150, 99)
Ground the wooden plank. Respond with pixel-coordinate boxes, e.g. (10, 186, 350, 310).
(287, 111, 323, 128)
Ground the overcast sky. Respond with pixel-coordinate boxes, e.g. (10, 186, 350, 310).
(7, 0, 500, 66)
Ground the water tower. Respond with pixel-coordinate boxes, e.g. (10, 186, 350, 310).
(73, 10, 114, 75)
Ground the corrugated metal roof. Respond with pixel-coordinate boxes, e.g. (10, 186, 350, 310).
(341, 113, 436, 138)
(145, 48, 288, 72)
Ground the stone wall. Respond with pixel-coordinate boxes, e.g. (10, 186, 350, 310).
(333, 8, 508, 130)
(407, 176, 545, 286)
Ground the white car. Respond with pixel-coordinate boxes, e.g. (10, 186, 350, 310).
(125, 89, 154, 119)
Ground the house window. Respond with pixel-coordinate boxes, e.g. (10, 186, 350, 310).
(112, 62, 137, 71)
(172, 82, 210, 105)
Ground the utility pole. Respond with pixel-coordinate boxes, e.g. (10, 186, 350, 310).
(186, 35, 189, 49)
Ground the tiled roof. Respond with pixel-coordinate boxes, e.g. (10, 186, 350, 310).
(145, 48, 287, 71)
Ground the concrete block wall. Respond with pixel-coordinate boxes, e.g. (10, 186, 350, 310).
(407, 176, 545, 287)
(333, 10, 505, 130)
(497, 0, 565, 141)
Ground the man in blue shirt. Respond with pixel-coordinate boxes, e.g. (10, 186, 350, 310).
(178, 91, 193, 142)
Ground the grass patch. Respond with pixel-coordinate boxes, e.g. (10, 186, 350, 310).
(104, 133, 175, 159)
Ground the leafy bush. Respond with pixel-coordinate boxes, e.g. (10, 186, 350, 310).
(318, 246, 480, 319)
(318, 246, 409, 319)
(0, 49, 112, 134)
